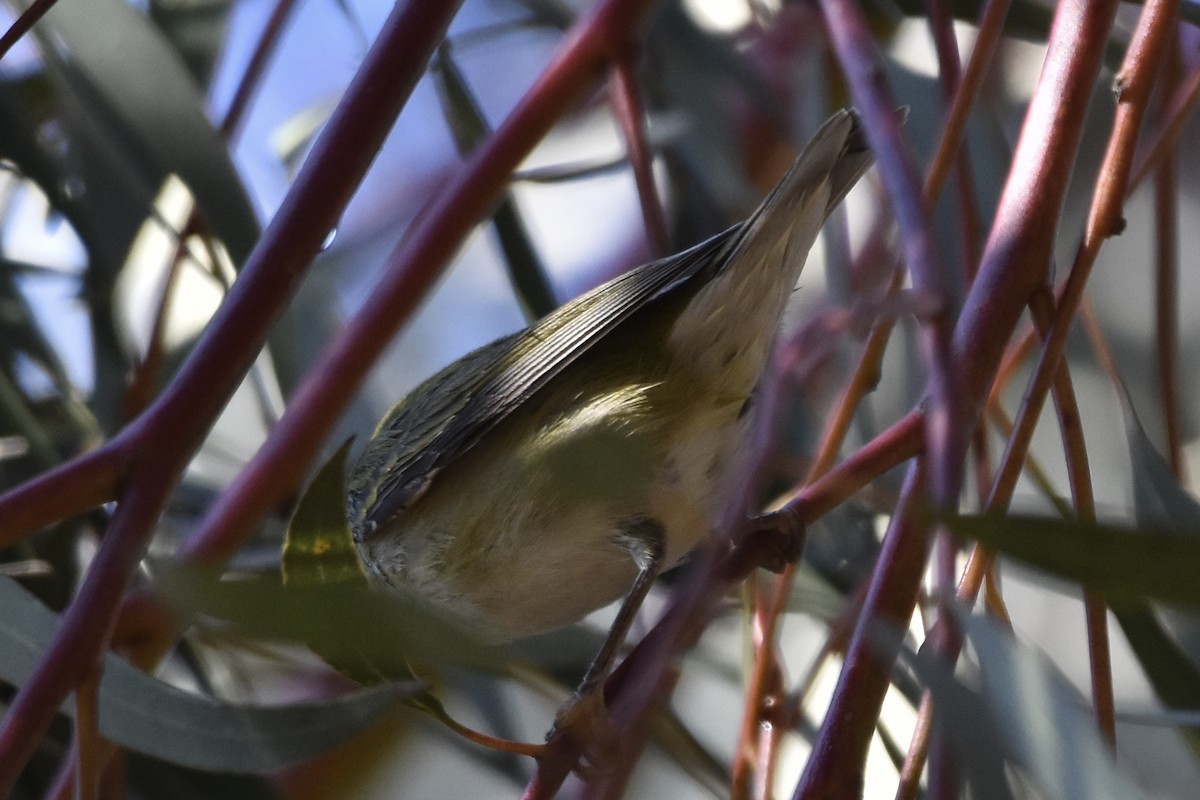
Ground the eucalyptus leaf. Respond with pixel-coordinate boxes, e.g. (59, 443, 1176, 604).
(161, 563, 512, 681)
(27, 0, 259, 266)
(943, 514, 1200, 609)
(1116, 384, 1200, 751)
(951, 608, 1147, 800)
(1120, 385, 1200, 529)
(1111, 607, 1200, 713)
(282, 439, 366, 590)
(0, 576, 418, 773)
(895, 637, 1014, 800)
(148, 0, 235, 88)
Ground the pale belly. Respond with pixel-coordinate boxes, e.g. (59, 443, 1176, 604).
(356, 395, 750, 641)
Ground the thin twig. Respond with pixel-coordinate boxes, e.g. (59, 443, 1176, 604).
(1128, 57, 1200, 189)
(609, 48, 670, 256)
(180, 0, 663, 566)
(220, 0, 302, 142)
(1155, 34, 1184, 479)
(0, 0, 56, 60)
(0, 3, 465, 789)
(74, 668, 101, 800)
(1028, 285, 1113, 743)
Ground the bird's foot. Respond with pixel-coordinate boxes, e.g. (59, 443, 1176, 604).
(549, 689, 623, 777)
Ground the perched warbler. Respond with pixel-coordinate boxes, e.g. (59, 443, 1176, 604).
(346, 110, 873, 655)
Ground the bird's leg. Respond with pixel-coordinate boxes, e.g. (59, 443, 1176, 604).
(580, 517, 665, 694)
(551, 518, 665, 763)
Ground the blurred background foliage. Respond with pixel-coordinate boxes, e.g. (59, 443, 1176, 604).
(1, 0, 1200, 797)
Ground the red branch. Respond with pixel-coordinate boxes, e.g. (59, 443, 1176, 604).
(610, 47, 670, 256)
(180, 0, 661, 564)
(0, 1, 465, 790)
(817, 0, 963, 511)
(793, 0, 1120, 794)
(220, 0, 302, 141)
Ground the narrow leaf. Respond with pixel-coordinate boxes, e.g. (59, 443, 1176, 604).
(0, 576, 417, 772)
(282, 440, 366, 590)
(943, 515, 1200, 609)
(896, 636, 1015, 800)
(33, 0, 260, 265)
(1116, 385, 1200, 751)
(1120, 385, 1200, 529)
(953, 608, 1147, 800)
(162, 565, 511, 682)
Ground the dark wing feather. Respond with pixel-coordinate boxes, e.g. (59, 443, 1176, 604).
(349, 227, 739, 536)
(351, 109, 872, 536)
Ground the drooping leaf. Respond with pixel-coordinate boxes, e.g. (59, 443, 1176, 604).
(162, 564, 512, 683)
(1111, 607, 1200, 713)
(895, 634, 1015, 800)
(148, 0, 236, 88)
(1115, 385, 1200, 750)
(951, 608, 1147, 800)
(942, 514, 1200, 609)
(0, 576, 418, 773)
(27, 0, 260, 267)
(1120, 384, 1200, 530)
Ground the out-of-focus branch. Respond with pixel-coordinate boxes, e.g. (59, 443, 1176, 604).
(181, 0, 663, 564)
(1155, 34, 1184, 478)
(610, 47, 670, 257)
(0, 0, 57, 60)
(794, 0, 1121, 794)
(0, 1, 465, 790)
(220, 0, 301, 142)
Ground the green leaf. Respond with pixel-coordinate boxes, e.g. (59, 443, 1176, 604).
(0, 576, 417, 772)
(161, 565, 511, 682)
(283, 440, 367, 590)
(942, 514, 1200, 609)
(1112, 608, 1200, 713)
(148, 0, 235, 88)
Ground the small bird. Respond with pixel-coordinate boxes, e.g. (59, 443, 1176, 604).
(346, 111, 873, 674)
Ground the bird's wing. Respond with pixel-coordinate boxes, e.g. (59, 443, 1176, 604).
(351, 108, 871, 535)
(349, 228, 738, 536)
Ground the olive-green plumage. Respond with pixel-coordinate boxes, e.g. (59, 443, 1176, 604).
(347, 110, 873, 640)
